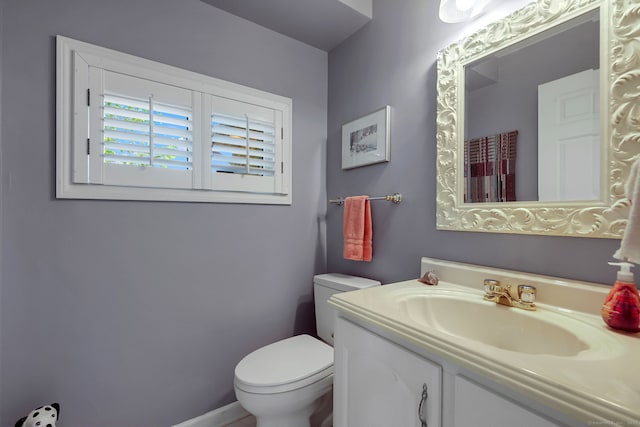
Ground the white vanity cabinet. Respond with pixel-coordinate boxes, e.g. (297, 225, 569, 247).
(452, 376, 562, 427)
(333, 317, 442, 427)
(334, 316, 566, 427)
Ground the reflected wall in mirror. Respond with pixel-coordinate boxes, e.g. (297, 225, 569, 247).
(436, 0, 640, 238)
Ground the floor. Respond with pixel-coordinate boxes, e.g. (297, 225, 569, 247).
(222, 391, 332, 427)
(223, 415, 256, 427)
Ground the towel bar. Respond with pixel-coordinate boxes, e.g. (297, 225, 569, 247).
(329, 193, 402, 206)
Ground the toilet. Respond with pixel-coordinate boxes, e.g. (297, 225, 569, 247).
(233, 273, 381, 427)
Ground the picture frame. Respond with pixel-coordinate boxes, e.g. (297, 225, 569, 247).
(341, 106, 390, 170)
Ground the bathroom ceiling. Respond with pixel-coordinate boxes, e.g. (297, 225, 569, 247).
(200, 0, 373, 52)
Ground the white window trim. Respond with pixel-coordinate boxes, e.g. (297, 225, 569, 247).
(56, 35, 292, 204)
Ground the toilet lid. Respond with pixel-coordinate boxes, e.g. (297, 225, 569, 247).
(235, 335, 333, 393)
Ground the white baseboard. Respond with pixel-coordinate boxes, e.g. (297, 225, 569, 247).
(173, 401, 250, 427)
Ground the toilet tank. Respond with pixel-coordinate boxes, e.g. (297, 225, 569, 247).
(314, 273, 381, 345)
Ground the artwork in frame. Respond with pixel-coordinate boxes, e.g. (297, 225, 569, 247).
(341, 106, 391, 170)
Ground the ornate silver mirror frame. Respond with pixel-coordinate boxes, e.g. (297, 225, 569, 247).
(436, 0, 639, 238)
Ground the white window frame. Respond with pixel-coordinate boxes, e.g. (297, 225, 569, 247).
(56, 36, 292, 204)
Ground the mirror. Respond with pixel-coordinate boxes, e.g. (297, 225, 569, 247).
(464, 10, 599, 203)
(436, 0, 639, 237)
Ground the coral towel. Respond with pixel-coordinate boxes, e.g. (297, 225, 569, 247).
(343, 195, 372, 262)
(615, 158, 640, 263)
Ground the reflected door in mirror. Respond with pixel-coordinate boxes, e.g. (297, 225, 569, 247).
(538, 69, 600, 201)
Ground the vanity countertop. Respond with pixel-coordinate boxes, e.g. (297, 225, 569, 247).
(330, 265, 640, 426)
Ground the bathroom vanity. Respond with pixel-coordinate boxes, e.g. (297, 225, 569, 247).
(329, 258, 640, 427)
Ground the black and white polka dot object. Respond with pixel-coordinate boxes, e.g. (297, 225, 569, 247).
(14, 403, 59, 427)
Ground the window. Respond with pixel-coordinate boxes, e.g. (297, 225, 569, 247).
(57, 36, 292, 204)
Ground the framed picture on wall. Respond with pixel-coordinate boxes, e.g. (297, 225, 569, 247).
(341, 106, 391, 170)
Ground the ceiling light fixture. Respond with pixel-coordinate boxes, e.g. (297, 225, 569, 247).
(439, 0, 487, 23)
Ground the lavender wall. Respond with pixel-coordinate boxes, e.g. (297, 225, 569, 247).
(327, 0, 619, 285)
(0, 1, 327, 426)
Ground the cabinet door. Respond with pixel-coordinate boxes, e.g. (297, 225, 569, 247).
(453, 376, 563, 427)
(334, 317, 442, 427)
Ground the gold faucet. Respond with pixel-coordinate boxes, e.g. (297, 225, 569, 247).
(483, 279, 536, 311)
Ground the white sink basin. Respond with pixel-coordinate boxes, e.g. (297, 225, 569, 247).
(393, 290, 615, 357)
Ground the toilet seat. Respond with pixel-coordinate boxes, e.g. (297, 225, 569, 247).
(234, 334, 333, 394)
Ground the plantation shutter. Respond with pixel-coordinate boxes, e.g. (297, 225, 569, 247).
(103, 94, 193, 169)
(211, 114, 276, 176)
(88, 70, 197, 189)
(209, 95, 284, 194)
(61, 36, 291, 203)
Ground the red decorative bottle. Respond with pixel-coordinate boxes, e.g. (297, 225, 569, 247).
(601, 262, 640, 332)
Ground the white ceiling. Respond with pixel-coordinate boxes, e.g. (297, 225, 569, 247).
(200, 0, 373, 52)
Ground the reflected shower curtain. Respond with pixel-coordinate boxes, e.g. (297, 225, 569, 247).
(464, 130, 518, 203)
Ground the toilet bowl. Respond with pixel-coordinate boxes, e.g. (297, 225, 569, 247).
(234, 335, 333, 427)
(233, 274, 381, 427)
